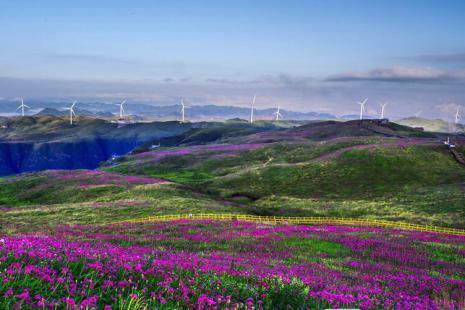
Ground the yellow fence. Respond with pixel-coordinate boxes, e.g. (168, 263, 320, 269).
(108, 213, 465, 236)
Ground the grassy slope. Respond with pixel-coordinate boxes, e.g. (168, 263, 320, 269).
(104, 133, 465, 227)
(0, 185, 244, 234)
(2, 120, 465, 229)
(0, 116, 291, 144)
(106, 138, 380, 184)
(208, 145, 463, 199)
(0, 171, 246, 233)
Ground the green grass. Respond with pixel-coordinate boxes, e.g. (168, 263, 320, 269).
(107, 138, 381, 185)
(281, 237, 348, 255)
(0, 176, 45, 205)
(206, 145, 465, 200)
(0, 184, 248, 234)
(426, 243, 465, 264)
(2, 133, 465, 230)
(251, 183, 465, 228)
(0, 178, 126, 206)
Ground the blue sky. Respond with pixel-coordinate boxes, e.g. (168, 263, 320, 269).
(1, 0, 465, 117)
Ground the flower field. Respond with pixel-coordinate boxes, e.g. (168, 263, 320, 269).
(1, 220, 465, 309)
(134, 143, 267, 162)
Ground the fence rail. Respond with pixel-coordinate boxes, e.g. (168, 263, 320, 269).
(107, 213, 465, 236)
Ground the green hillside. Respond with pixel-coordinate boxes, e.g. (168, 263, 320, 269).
(207, 145, 463, 199)
(2, 120, 465, 230)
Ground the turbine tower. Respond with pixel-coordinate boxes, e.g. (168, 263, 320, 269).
(455, 107, 461, 124)
(413, 111, 422, 118)
(273, 106, 283, 121)
(118, 100, 126, 119)
(358, 98, 367, 120)
(250, 94, 256, 123)
(17, 97, 30, 117)
(380, 102, 388, 119)
(66, 101, 77, 125)
(180, 99, 188, 122)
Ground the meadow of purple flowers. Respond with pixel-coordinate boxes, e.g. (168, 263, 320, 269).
(1, 220, 465, 309)
(134, 143, 267, 160)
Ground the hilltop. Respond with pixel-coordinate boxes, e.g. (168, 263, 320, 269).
(35, 107, 114, 118)
(0, 116, 289, 175)
(396, 117, 465, 133)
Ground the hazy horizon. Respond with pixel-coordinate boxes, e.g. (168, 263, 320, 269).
(1, 1, 465, 119)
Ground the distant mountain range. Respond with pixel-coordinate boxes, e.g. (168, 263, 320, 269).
(0, 100, 334, 121)
(36, 107, 114, 118)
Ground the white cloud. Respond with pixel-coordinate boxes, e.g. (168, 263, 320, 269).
(326, 66, 463, 83)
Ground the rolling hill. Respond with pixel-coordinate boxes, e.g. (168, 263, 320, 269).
(0, 116, 288, 175)
(2, 117, 465, 310)
(2, 119, 464, 229)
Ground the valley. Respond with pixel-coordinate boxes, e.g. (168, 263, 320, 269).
(0, 116, 286, 175)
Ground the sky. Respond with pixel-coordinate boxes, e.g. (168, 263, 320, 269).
(1, 0, 465, 118)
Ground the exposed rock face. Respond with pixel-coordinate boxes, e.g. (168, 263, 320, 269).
(0, 116, 289, 176)
(0, 138, 139, 174)
(0, 117, 203, 175)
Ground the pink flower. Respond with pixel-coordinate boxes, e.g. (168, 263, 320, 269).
(17, 291, 30, 300)
(3, 288, 13, 298)
(64, 297, 76, 308)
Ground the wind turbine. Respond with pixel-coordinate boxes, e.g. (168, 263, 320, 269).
(250, 94, 256, 123)
(273, 106, 283, 121)
(380, 102, 388, 119)
(455, 107, 461, 124)
(117, 100, 126, 119)
(17, 97, 30, 117)
(413, 111, 422, 118)
(66, 101, 77, 125)
(180, 99, 189, 123)
(357, 98, 367, 120)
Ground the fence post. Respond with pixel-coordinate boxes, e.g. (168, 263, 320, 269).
(106, 214, 465, 235)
